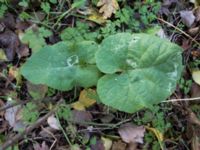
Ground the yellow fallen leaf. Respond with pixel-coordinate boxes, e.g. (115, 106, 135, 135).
(71, 102, 85, 111)
(192, 70, 200, 85)
(71, 89, 96, 110)
(87, 8, 106, 24)
(97, 0, 119, 19)
(101, 137, 112, 150)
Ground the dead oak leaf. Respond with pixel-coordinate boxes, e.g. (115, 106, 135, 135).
(97, 0, 119, 19)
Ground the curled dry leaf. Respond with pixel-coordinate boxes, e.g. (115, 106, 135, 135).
(118, 123, 145, 144)
(97, 0, 119, 19)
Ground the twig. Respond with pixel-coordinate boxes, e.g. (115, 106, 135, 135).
(163, 97, 200, 103)
(0, 100, 29, 112)
(157, 17, 200, 47)
(0, 99, 64, 150)
(41, 126, 57, 150)
(55, 112, 72, 147)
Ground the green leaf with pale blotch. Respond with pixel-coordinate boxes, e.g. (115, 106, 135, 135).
(96, 33, 183, 113)
(21, 41, 101, 91)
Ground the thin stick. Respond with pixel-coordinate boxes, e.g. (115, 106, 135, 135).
(157, 17, 200, 47)
(0, 99, 63, 150)
(163, 97, 200, 103)
(0, 100, 29, 112)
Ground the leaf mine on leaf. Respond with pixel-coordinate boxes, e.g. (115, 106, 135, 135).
(21, 41, 101, 91)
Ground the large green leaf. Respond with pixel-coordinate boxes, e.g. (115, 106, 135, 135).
(96, 33, 183, 113)
(21, 41, 101, 91)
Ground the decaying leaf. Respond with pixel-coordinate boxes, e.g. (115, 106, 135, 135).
(47, 115, 60, 130)
(72, 110, 93, 123)
(192, 70, 200, 85)
(97, 0, 119, 19)
(0, 29, 20, 61)
(111, 140, 127, 150)
(190, 83, 200, 97)
(27, 81, 48, 100)
(87, 8, 106, 24)
(5, 101, 26, 131)
(180, 10, 195, 27)
(71, 89, 96, 110)
(118, 123, 145, 144)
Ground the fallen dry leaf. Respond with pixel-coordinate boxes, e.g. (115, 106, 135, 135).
(118, 123, 145, 144)
(87, 8, 106, 24)
(180, 10, 195, 27)
(27, 81, 48, 100)
(101, 137, 112, 150)
(97, 0, 119, 19)
(111, 140, 127, 150)
(100, 113, 115, 123)
(0, 29, 20, 61)
(72, 110, 93, 123)
(47, 115, 60, 130)
(71, 89, 96, 111)
(5, 101, 26, 131)
(192, 70, 200, 85)
(190, 83, 200, 97)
